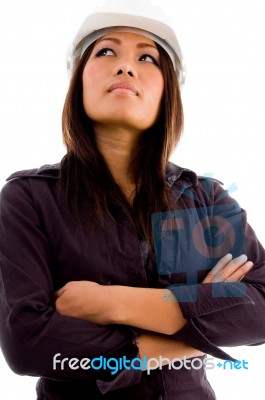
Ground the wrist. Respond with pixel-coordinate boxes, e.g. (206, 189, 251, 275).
(102, 285, 123, 324)
(105, 285, 137, 325)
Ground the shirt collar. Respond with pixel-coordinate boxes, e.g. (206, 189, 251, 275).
(166, 161, 198, 188)
(6, 161, 198, 187)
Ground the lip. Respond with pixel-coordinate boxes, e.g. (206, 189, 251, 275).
(108, 81, 139, 96)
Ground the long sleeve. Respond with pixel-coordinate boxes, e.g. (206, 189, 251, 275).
(0, 178, 139, 386)
(157, 178, 265, 360)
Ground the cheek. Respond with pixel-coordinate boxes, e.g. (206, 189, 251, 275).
(148, 74, 164, 108)
(82, 64, 96, 92)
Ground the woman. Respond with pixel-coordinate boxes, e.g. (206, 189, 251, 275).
(0, 4, 264, 400)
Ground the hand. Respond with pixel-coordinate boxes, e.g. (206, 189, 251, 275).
(55, 281, 111, 324)
(202, 253, 253, 284)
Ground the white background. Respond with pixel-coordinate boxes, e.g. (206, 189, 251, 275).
(0, 0, 265, 398)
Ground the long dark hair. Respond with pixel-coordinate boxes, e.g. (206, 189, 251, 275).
(60, 40, 184, 242)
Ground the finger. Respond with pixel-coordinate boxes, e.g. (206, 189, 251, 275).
(210, 253, 233, 276)
(224, 261, 254, 282)
(54, 287, 65, 298)
(214, 254, 248, 282)
(202, 254, 232, 283)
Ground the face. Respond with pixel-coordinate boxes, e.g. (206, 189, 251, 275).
(82, 31, 164, 134)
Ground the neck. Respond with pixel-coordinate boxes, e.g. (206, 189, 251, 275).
(93, 124, 142, 201)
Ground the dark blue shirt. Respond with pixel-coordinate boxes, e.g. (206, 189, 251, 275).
(0, 162, 265, 399)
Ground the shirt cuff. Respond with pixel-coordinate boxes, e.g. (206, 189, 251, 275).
(97, 361, 141, 394)
(167, 282, 254, 319)
(96, 334, 141, 394)
(167, 282, 254, 361)
(170, 318, 236, 361)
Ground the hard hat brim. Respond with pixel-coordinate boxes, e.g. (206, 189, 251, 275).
(67, 11, 185, 85)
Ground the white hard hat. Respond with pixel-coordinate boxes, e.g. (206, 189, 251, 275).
(67, 1, 185, 85)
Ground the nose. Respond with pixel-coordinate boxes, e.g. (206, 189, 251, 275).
(116, 69, 134, 77)
(114, 63, 135, 78)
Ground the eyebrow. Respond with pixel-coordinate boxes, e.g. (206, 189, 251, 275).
(96, 37, 158, 50)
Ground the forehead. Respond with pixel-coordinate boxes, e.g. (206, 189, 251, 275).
(96, 29, 158, 48)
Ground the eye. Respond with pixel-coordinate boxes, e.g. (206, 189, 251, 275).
(139, 54, 159, 66)
(95, 48, 115, 57)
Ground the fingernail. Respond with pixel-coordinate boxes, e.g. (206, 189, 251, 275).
(246, 261, 254, 269)
(238, 254, 247, 261)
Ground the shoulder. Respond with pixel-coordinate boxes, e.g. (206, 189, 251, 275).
(1, 163, 61, 204)
(5, 163, 60, 182)
(166, 161, 223, 188)
(166, 162, 230, 208)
